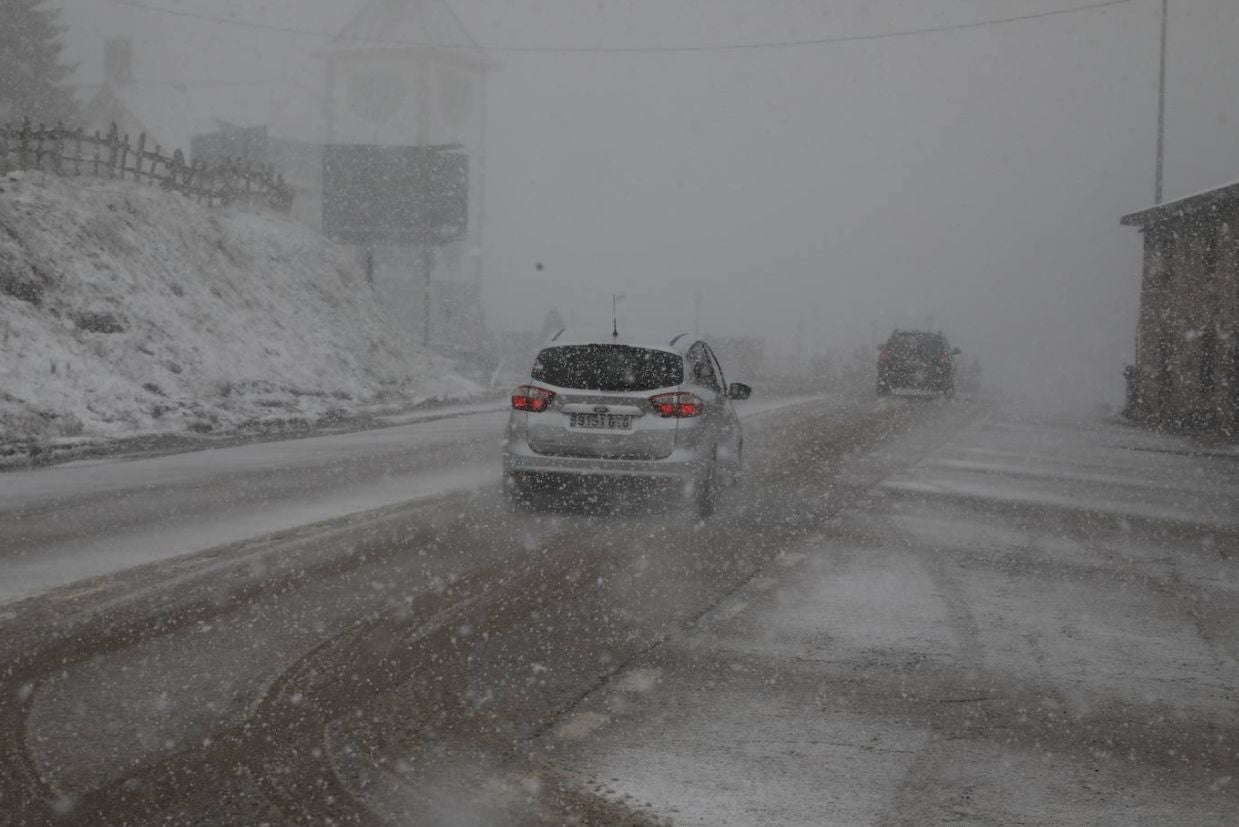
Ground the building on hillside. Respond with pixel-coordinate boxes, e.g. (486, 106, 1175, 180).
(76, 39, 171, 148)
(72, 35, 324, 212)
(191, 125, 324, 227)
(320, 0, 492, 356)
(1121, 180, 1239, 435)
(78, 83, 153, 143)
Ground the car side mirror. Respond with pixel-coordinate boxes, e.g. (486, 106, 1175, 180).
(951, 348, 961, 356)
(727, 382, 752, 400)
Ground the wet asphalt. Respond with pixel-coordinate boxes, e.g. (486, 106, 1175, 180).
(5, 395, 1230, 825)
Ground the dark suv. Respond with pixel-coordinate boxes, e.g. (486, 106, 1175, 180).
(877, 330, 958, 397)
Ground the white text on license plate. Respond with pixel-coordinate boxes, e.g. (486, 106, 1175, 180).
(570, 413, 633, 430)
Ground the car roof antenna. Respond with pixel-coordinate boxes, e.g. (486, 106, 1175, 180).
(612, 293, 620, 338)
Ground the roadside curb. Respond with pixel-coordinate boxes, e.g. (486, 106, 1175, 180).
(0, 394, 508, 473)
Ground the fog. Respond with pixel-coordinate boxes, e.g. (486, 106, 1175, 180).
(58, 0, 1239, 409)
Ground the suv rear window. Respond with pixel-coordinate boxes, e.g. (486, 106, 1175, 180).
(532, 345, 683, 392)
(888, 332, 946, 358)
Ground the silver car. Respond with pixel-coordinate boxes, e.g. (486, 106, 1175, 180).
(503, 328, 752, 516)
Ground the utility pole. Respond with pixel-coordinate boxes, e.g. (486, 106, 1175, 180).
(1154, 0, 1168, 204)
(420, 246, 434, 347)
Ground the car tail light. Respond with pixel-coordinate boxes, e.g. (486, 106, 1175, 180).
(512, 385, 555, 412)
(650, 392, 704, 418)
(878, 349, 889, 363)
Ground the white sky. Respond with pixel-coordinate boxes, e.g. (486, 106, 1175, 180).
(55, 0, 1239, 408)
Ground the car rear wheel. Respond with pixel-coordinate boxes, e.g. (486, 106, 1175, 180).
(729, 440, 744, 487)
(693, 455, 717, 518)
(504, 473, 539, 510)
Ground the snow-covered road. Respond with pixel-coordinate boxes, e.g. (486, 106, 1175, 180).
(6, 396, 1230, 825)
(542, 407, 1239, 825)
(0, 394, 829, 606)
(0, 390, 898, 824)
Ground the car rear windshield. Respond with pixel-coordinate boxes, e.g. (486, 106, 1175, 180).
(889, 332, 946, 357)
(532, 345, 683, 392)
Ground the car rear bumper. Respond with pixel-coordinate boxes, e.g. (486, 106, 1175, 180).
(503, 441, 703, 481)
(879, 368, 952, 390)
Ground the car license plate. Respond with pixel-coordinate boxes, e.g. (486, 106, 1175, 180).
(570, 413, 633, 430)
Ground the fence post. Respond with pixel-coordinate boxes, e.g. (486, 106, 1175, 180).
(49, 122, 63, 175)
(202, 161, 212, 203)
(190, 159, 203, 203)
(205, 162, 215, 204)
(18, 118, 32, 170)
(119, 133, 131, 180)
(170, 149, 186, 194)
(215, 157, 229, 205)
(31, 122, 45, 171)
(157, 143, 168, 186)
(134, 133, 145, 182)
(106, 122, 120, 177)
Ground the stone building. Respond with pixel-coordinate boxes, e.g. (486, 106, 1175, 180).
(1121, 180, 1239, 434)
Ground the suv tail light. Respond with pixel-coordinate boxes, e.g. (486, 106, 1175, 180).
(512, 385, 555, 412)
(650, 392, 704, 418)
(878, 348, 889, 363)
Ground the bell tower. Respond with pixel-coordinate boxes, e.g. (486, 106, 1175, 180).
(324, 0, 491, 348)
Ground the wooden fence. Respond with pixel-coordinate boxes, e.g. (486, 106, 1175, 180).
(0, 119, 293, 212)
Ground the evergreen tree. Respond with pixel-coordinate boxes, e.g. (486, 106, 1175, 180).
(0, 0, 77, 124)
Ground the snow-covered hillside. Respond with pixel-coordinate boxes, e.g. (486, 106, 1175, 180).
(0, 172, 479, 456)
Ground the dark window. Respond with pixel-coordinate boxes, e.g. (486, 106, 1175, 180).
(1231, 336, 1239, 414)
(707, 346, 727, 390)
(687, 342, 721, 392)
(1202, 226, 1219, 274)
(532, 345, 683, 391)
(1156, 332, 1174, 408)
(888, 332, 948, 360)
(1200, 327, 1217, 397)
(1158, 231, 1175, 285)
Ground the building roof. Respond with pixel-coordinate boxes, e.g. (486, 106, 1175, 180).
(330, 0, 483, 56)
(1121, 178, 1239, 228)
(75, 80, 323, 158)
(77, 83, 156, 145)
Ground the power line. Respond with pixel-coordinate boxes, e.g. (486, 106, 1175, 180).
(97, 0, 337, 40)
(492, 0, 1143, 53)
(98, 0, 1141, 55)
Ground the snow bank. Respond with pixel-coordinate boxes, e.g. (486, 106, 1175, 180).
(0, 172, 478, 453)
